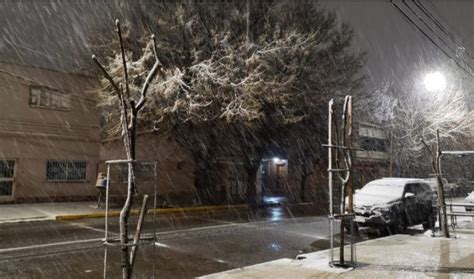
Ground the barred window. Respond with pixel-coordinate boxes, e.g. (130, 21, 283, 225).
(0, 160, 14, 178)
(0, 160, 14, 196)
(30, 86, 71, 111)
(46, 160, 86, 182)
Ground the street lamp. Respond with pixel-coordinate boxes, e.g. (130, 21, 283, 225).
(424, 72, 446, 92)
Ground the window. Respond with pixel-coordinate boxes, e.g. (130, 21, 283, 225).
(359, 137, 387, 152)
(47, 160, 86, 182)
(0, 160, 15, 178)
(0, 160, 15, 196)
(405, 183, 424, 197)
(30, 86, 71, 111)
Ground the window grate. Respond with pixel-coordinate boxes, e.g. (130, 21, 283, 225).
(47, 160, 86, 182)
(0, 181, 13, 196)
(0, 160, 14, 178)
(30, 86, 71, 111)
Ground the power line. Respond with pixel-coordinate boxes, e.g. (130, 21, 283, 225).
(414, 0, 474, 60)
(391, 0, 474, 77)
(401, 0, 474, 71)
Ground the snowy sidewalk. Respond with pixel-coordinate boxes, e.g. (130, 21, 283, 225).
(0, 202, 102, 223)
(0, 201, 249, 223)
(201, 221, 474, 278)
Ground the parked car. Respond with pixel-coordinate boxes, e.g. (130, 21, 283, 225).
(350, 178, 436, 234)
(465, 191, 474, 212)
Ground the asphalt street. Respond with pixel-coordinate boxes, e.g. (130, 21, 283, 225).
(0, 204, 392, 278)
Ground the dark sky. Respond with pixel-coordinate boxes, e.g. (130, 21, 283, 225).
(322, 0, 474, 99)
(0, 0, 116, 74)
(0, 0, 473, 100)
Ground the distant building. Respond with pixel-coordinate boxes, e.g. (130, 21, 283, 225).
(0, 61, 100, 203)
(353, 122, 391, 188)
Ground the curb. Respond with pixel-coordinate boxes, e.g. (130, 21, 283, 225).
(55, 204, 248, 221)
(0, 216, 54, 224)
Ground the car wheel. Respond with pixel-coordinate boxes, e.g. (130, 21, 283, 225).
(344, 221, 359, 235)
(387, 217, 407, 235)
(423, 213, 436, 230)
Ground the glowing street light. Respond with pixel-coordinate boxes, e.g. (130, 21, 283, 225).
(423, 72, 446, 92)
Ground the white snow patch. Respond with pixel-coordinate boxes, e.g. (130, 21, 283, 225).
(423, 229, 435, 237)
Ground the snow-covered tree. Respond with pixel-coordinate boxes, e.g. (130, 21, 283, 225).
(92, 0, 365, 203)
(391, 88, 473, 176)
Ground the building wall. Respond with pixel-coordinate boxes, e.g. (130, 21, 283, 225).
(0, 62, 100, 202)
(282, 122, 390, 207)
(353, 122, 390, 188)
(99, 134, 196, 206)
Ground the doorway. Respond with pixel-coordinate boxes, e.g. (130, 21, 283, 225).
(258, 157, 288, 205)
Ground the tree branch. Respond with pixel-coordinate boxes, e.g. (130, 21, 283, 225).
(136, 60, 160, 111)
(92, 55, 121, 96)
(116, 19, 131, 99)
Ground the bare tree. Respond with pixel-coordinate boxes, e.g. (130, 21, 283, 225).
(362, 83, 473, 237)
(392, 90, 474, 178)
(92, 20, 161, 278)
(362, 83, 474, 177)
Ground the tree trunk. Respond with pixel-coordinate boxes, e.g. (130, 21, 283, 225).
(194, 156, 211, 205)
(120, 114, 136, 279)
(120, 161, 135, 278)
(300, 172, 308, 202)
(435, 130, 449, 238)
(436, 174, 450, 238)
(245, 161, 260, 204)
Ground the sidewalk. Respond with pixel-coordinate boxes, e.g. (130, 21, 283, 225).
(0, 201, 249, 223)
(0, 202, 103, 223)
(201, 220, 474, 278)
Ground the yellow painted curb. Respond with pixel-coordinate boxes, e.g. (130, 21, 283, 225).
(56, 204, 248, 221)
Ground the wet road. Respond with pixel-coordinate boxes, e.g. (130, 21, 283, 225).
(0, 204, 379, 278)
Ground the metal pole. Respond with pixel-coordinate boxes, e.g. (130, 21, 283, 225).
(105, 159, 136, 164)
(103, 163, 111, 279)
(152, 162, 158, 278)
(389, 130, 393, 177)
(328, 99, 334, 266)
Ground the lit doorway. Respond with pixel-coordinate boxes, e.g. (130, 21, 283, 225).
(258, 157, 288, 205)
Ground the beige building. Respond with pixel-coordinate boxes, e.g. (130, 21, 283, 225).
(0, 62, 100, 203)
(353, 122, 391, 188)
(99, 133, 196, 206)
